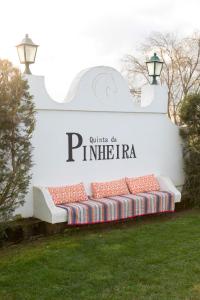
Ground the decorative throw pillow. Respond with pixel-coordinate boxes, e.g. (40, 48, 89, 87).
(48, 183, 88, 205)
(91, 178, 129, 199)
(126, 174, 160, 194)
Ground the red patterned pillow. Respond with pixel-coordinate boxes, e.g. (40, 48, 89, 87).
(126, 174, 160, 194)
(48, 183, 88, 205)
(91, 178, 129, 199)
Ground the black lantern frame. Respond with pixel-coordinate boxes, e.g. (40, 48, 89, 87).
(16, 34, 39, 74)
(146, 53, 163, 85)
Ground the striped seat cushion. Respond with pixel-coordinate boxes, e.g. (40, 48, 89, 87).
(57, 191, 175, 225)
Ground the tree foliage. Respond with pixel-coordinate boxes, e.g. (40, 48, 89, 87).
(179, 93, 200, 207)
(0, 60, 35, 234)
(122, 31, 200, 124)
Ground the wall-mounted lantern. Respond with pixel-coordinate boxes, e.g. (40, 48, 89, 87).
(16, 34, 39, 74)
(146, 53, 163, 85)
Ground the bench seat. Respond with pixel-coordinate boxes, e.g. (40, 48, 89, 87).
(57, 191, 175, 225)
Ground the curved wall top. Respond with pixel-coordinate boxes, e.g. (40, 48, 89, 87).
(26, 66, 168, 113)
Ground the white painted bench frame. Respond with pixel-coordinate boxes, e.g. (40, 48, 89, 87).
(33, 175, 181, 224)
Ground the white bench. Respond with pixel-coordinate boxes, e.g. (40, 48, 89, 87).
(33, 175, 181, 224)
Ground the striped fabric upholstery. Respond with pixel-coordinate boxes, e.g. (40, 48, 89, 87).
(57, 191, 175, 225)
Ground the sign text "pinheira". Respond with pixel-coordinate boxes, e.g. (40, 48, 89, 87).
(66, 132, 136, 162)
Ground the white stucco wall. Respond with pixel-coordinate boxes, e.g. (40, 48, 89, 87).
(15, 66, 184, 218)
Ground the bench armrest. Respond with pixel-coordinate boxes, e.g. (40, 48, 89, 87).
(33, 186, 67, 224)
(156, 176, 181, 203)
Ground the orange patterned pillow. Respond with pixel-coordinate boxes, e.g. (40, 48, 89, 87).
(91, 178, 129, 199)
(48, 183, 88, 205)
(126, 174, 160, 194)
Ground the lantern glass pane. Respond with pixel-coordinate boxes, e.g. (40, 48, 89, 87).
(155, 62, 163, 76)
(25, 45, 37, 63)
(146, 62, 155, 76)
(17, 45, 25, 63)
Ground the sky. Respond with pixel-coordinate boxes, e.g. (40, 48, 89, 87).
(1, 0, 200, 100)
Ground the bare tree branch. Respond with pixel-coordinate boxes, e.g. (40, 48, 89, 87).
(122, 31, 200, 124)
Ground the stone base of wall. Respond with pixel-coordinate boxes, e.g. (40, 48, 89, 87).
(2, 218, 65, 245)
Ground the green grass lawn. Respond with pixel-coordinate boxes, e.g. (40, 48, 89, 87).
(1, 210, 200, 300)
